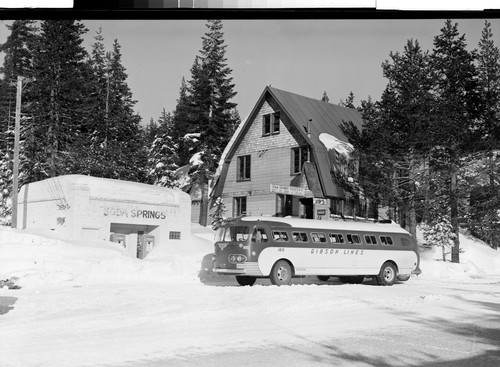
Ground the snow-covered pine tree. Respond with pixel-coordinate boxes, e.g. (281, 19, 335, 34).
(210, 197, 228, 230)
(147, 109, 179, 188)
(422, 216, 456, 261)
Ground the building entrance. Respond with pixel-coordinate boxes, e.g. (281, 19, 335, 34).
(300, 198, 314, 219)
(110, 223, 158, 259)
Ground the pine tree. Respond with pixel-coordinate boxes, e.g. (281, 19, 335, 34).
(144, 117, 159, 146)
(0, 20, 37, 223)
(148, 109, 179, 188)
(171, 77, 194, 166)
(321, 91, 330, 103)
(340, 97, 394, 221)
(422, 216, 456, 261)
(430, 19, 482, 262)
(339, 91, 355, 109)
(77, 27, 111, 178)
(101, 39, 147, 182)
(25, 20, 91, 181)
(378, 39, 435, 237)
(210, 197, 228, 230)
(469, 21, 500, 248)
(175, 19, 238, 226)
(197, 19, 238, 156)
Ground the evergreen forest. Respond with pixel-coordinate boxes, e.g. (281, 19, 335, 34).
(0, 19, 498, 259)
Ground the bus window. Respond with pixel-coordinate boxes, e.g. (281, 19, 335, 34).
(272, 231, 289, 241)
(329, 233, 344, 243)
(292, 232, 308, 242)
(401, 237, 410, 247)
(215, 227, 226, 242)
(251, 228, 268, 242)
(365, 235, 377, 245)
(380, 236, 394, 245)
(347, 234, 361, 244)
(229, 226, 250, 242)
(311, 232, 327, 243)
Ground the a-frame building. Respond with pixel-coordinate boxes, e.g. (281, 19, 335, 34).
(211, 86, 365, 220)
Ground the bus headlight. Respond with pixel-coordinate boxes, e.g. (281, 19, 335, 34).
(229, 254, 247, 264)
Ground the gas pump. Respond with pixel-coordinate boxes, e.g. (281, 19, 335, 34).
(137, 234, 155, 259)
(110, 233, 126, 248)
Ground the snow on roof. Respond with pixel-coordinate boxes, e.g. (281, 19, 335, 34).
(319, 133, 354, 158)
(240, 216, 410, 234)
(20, 175, 187, 206)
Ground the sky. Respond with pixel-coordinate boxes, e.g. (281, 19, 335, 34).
(1, 17, 500, 124)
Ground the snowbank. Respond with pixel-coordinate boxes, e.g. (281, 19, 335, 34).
(0, 224, 214, 289)
(1, 223, 499, 290)
(417, 227, 500, 281)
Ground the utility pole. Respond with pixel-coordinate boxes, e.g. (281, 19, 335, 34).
(11, 76, 23, 229)
(10, 75, 32, 229)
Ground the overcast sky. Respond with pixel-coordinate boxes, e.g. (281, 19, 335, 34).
(1, 18, 499, 124)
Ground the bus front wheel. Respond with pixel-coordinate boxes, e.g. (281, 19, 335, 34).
(377, 262, 397, 286)
(270, 260, 293, 286)
(236, 276, 256, 286)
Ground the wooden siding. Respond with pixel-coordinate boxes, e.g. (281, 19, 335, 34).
(221, 98, 308, 216)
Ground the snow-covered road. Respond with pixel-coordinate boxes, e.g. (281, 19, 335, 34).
(1, 224, 499, 366)
(2, 275, 500, 367)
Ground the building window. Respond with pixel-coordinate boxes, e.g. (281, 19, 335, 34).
(237, 155, 251, 181)
(262, 112, 280, 136)
(234, 197, 247, 217)
(169, 231, 181, 240)
(292, 146, 309, 174)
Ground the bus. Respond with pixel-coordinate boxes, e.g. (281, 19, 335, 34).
(212, 216, 421, 286)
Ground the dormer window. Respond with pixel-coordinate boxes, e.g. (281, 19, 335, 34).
(262, 112, 280, 136)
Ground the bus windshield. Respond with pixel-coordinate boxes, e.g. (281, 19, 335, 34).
(216, 226, 250, 242)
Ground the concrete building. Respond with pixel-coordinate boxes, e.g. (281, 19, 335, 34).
(16, 175, 191, 259)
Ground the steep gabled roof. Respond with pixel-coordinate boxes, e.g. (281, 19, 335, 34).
(212, 86, 364, 199)
(266, 87, 363, 198)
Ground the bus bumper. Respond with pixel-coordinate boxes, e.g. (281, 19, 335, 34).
(213, 262, 264, 276)
(213, 267, 246, 274)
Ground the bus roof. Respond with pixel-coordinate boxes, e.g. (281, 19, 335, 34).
(235, 216, 410, 235)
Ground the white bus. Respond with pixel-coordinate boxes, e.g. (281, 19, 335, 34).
(212, 216, 421, 286)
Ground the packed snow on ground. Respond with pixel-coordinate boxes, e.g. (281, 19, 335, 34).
(0, 223, 499, 367)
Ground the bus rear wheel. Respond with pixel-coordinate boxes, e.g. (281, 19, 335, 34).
(377, 262, 397, 286)
(317, 276, 330, 281)
(270, 260, 293, 286)
(236, 276, 256, 286)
